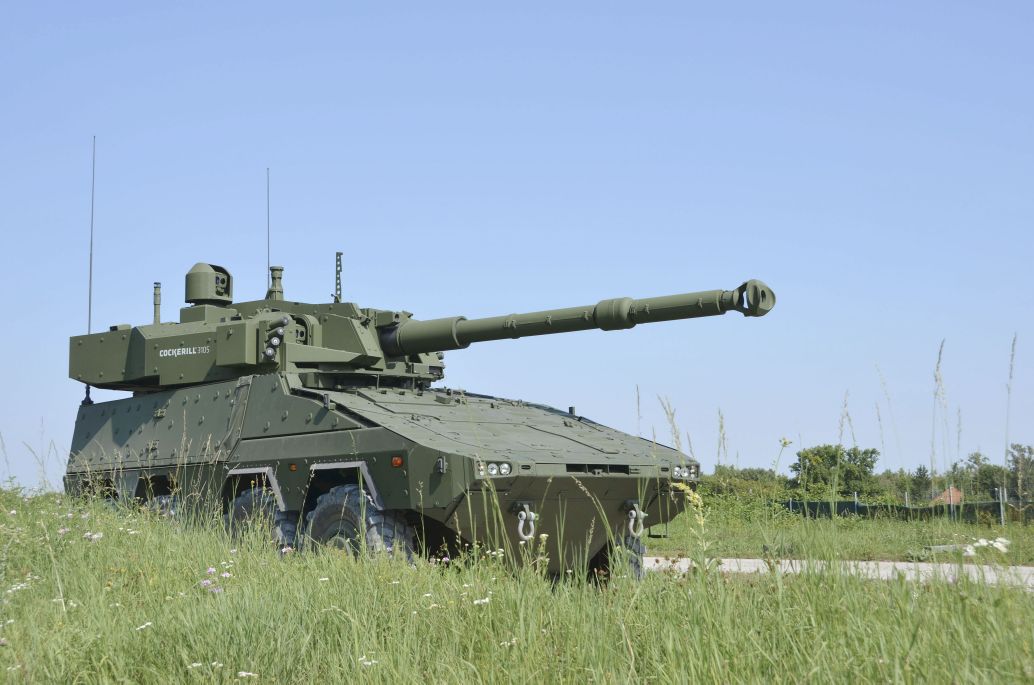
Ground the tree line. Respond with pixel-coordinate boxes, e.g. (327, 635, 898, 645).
(700, 443, 1034, 505)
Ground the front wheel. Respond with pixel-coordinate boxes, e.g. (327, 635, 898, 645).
(591, 534, 646, 581)
(305, 484, 415, 559)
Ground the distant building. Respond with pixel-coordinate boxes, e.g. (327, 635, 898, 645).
(932, 486, 964, 505)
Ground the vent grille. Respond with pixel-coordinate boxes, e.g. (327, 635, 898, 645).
(566, 464, 630, 475)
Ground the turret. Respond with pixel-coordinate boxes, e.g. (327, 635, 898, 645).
(69, 262, 775, 392)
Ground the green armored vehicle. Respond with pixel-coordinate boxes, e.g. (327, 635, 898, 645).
(66, 260, 774, 575)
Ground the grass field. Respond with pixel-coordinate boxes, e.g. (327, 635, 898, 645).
(649, 495, 1034, 567)
(1, 488, 1032, 683)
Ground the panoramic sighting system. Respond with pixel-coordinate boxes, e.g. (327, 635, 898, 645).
(66, 258, 775, 576)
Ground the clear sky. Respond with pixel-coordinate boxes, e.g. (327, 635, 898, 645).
(1, 2, 1031, 488)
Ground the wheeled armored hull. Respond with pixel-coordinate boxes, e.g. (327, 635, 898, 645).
(66, 262, 774, 574)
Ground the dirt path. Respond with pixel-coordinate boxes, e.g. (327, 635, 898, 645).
(644, 556, 1034, 589)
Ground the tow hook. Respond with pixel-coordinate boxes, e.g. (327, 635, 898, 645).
(514, 503, 538, 541)
(625, 501, 647, 538)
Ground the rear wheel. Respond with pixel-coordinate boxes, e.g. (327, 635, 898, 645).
(305, 484, 415, 559)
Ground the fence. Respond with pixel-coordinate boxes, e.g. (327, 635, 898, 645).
(782, 498, 1034, 524)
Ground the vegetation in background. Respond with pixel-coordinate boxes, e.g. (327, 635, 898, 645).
(701, 443, 1034, 506)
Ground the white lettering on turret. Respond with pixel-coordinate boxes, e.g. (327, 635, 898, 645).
(159, 346, 211, 358)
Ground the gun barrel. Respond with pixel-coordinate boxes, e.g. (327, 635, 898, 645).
(380, 279, 774, 357)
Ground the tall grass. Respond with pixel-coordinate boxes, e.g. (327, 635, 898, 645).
(0, 489, 1032, 683)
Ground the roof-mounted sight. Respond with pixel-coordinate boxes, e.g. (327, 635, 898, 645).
(266, 266, 284, 301)
(185, 263, 233, 306)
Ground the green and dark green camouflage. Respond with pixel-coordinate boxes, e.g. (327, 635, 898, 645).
(66, 260, 775, 574)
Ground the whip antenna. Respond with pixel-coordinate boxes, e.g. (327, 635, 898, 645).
(83, 136, 97, 405)
(266, 167, 271, 288)
(88, 136, 96, 335)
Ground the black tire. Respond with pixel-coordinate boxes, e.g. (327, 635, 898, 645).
(592, 534, 646, 582)
(305, 484, 415, 559)
(225, 488, 277, 540)
(145, 494, 180, 518)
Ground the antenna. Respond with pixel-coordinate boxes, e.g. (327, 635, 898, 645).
(334, 251, 342, 303)
(88, 136, 96, 334)
(153, 282, 162, 324)
(83, 136, 97, 406)
(266, 168, 271, 288)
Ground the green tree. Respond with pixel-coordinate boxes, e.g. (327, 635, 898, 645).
(951, 451, 1008, 501)
(875, 468, 910, 503)
(909, 465, 931, 503)
(788, 444, 880, 497)
(973, 463, 1008, 500)
(1007, 444, 1034, 500)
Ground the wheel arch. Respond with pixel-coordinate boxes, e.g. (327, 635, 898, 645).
(302, 461, 385, 516)
(223, 466, 287, 513)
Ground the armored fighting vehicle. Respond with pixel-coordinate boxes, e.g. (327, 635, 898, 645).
(66, 260, 775, 575)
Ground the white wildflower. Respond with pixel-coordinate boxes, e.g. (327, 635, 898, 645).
(473, 597, 490, 606)
(237, 671, 258, 678)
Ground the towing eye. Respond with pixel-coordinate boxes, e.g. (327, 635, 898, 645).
(516, 504, 538, 541)
(626, 503, 646, 538)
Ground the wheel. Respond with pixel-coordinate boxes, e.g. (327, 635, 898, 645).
(305, 484, 415, 559)
(591, 534, 646, 581)
(145, 494, 180, 518)
(225, 488, 277, 540)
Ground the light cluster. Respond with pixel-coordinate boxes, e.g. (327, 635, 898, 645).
(477, 462, 512, 477)
(672, 464, 699, 479)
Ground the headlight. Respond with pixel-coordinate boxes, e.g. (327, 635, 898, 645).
(487, 463, 499, 476)
(499, 463, 511, 476)
(672, 466, 683, 478)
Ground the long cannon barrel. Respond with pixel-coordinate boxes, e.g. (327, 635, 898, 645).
(380, 279, 775, 357)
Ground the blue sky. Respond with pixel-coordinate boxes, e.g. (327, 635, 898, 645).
(1, 2, 1031, 487)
